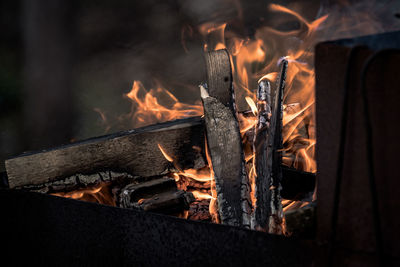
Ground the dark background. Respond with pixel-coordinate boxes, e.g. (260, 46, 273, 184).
(0, 0, 398, 172)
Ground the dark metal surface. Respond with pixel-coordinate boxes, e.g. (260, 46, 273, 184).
(0, 189, 313, 266)
(315, 30, 400, 266)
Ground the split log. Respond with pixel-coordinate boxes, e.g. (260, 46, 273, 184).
(252, 80, 272, 230)
(5, 116, 205, 188)
(265, 59, 288, 234)
(202, 49, 251, 227)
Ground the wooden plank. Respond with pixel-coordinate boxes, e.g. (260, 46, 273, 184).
(5, 116, 205, 188)
(204, 49, 234, 110)
(201, 49, 250, 227)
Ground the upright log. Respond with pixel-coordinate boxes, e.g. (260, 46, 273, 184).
(265, 59, 288, 234)
(202, 49, 250, 227)
(252, 80, 272, 230)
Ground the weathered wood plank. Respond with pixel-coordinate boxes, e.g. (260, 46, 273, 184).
(6, 117, 205, 188)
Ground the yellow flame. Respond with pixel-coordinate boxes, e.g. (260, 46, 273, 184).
(158, 144, 174, 162)
(245, 96, 258, 115)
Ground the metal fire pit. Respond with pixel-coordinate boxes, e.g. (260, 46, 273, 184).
(0, 189, 312, 266)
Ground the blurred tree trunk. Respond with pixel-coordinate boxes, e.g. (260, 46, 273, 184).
(22, 0, 77, 150)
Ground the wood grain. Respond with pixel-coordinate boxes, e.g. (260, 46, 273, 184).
(6, 117, 204, 188)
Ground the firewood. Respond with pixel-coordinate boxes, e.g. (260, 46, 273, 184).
(252, 80, 272, 230)
(119, 177, 177, 208)
(5, 117, 205, 188)
(266, 59, 288, 234)
(202, 49, 251, 227)
(136, 190, 195, 214)
(281, 166, 316, 200)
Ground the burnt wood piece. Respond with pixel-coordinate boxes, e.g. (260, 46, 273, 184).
(20, 171, 137, 194)
(266, 59, 288, 234)
(137, 190, 195, 214)
(281, 166, 316, 200)
(252, 80, 272, 230)
(119, 177, 177, 208)
(201, 49, 250, 227)
(5, 116, 205, 188)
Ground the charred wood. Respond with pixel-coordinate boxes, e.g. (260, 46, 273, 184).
(135, 190, 195, 214)
(16, 171, 136, 194)
(5, 117, 205, 188)
(281, 166, 316, 200)
(119, 177, 177, 208)
(188, 199, 212, 221)
(265, 59, 288, 234)
(202, 49, 251, 227)
(252, 80, 272, 230)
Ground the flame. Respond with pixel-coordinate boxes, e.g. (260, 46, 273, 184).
(52, 182, 115, 206)
(124, 81, 203, 128)
(192, 190, 215, 200)
(245, 97, 257, 116)
(158, 144, 174, 162)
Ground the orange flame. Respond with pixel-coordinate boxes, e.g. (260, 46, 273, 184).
(124, 81, 203, 128)
(158, 144, 174, 162)
(52, 183, 115, 206)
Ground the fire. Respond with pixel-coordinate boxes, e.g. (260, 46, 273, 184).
(94, 81, 203, 132)
(157, 144, 174, 162)
(84, 2, 399, 225)
(52, 182, 115, 206)
(124, 81, 203, 128)
(157, 141, 219, 223)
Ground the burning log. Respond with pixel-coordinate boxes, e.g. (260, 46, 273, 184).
(254, 60, 288, 234)
(136, 190, 195, 214)
(252, 80, 272, 230)
(201, 49, 250, 227)
(119, 177, 177, 208)
(5, 117, 205, 189)
(281, 166, 315, 200)
(264, 59, 287, 234)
